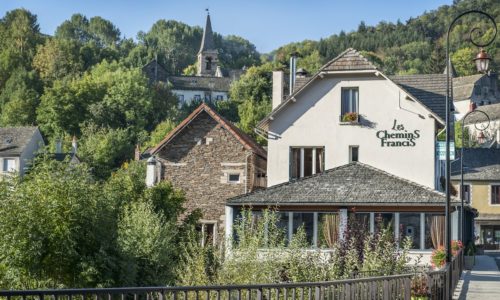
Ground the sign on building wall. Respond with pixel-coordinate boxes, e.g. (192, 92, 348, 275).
(376, 119, 421, 147)
(437, 141, 456, 160)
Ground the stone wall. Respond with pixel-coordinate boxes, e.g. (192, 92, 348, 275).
(157, 111, 266, 229)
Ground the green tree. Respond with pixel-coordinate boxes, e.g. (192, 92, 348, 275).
(32, 38, 84, 83)
(78, 126, 135, 179)
(0, 158, 114, 288)
(452, 47, 476, 76)
(144, 119, 177, 150)
(0, 68, 41, 126)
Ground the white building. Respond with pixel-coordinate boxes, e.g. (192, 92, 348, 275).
(0, 127, 44, 177)
(226, 49, 473, 256)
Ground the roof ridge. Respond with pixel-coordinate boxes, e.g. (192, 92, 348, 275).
(150, 103, 266, 157)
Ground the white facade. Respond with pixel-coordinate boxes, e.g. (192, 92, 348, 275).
(1, 128, 44, 177)
(266, 73, 439, 188)
(173, 90, 228, 105)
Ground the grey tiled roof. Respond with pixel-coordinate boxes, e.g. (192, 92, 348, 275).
(390, 74, 448, 121)
(228, 162, 457, 206)
(322, 48, 377, 71)
(452, 74, 483, 101)
(0, 127, 39, 156)
(451, 148, 500, 181)
(464, 103, 500, 124)
(168, 75, 232, 92)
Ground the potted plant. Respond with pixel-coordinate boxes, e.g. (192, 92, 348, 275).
(341, 112, 358, 123)
(464, 242, 476, 270)
(431, 246, 446, 269)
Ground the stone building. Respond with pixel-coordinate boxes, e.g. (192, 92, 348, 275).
(453, 73, 500, 114)
(148, 103, 266, 244)
(142, 12, 244, 105)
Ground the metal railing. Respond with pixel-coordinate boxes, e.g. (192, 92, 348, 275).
(0, 274, 413, 300)
(426, 248, 464, 299)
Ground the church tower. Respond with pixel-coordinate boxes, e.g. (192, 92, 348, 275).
(197, 11, 218, 76)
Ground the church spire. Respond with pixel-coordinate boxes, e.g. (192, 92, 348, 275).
(199, 10, 216, 53)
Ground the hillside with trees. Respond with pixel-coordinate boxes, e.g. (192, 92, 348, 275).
(0, 0, 498, 177)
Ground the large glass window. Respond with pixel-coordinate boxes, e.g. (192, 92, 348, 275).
(292, 213, 314, 245)
(290, 147, 325, 179)
(354, 212, 370, 231)
(491, 185, 500, 205)
(400, 213, 421, 249)
(374, 213, 394, 232)
(341, 87, 359, 116)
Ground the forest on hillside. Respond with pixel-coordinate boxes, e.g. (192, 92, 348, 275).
(0, 0, 498, 178)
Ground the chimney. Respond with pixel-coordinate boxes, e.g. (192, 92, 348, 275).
(134, 144, 141, 161)
(71, 136, 78, 154)
(289, 54, 297, 95)
(468, 102, 477, 112)
(146, 156, 157, 187)
(55, 139, 62, 154)
(272, 71, 285, 109)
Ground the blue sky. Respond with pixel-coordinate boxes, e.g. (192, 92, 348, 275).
(1, 0, 452, 53)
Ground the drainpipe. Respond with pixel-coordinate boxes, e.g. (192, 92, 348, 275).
(245, 153, 252, 194)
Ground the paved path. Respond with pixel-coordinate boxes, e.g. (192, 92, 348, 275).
(454, 255, 500, 299)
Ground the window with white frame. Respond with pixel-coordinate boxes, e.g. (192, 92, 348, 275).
(198, 221, 217, 246)
(228, 173, 241, 183)
(3, 158, 16, 172)
(491, 185, 500, 205)
(194, 95, 201, 101)
(341, 87, 359, 120)
(349, 146, 359, 162)
(290, 147, 325, 179)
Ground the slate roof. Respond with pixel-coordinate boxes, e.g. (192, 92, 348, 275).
(390, 74, 448, 122)
(322, 48, 377, 71)
(0, 127, 39, 156)
(199, 13, 216, 53)
(464, 103, 500, 124)
(150, 103, 267, 158)
(452, 74, 484, 101)
(168, 75, 232, 92)
(451, 148, 500, 181)
(228, 162, 458, 206)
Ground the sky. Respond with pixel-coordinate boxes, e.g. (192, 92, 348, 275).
(1, 0, 453, 53)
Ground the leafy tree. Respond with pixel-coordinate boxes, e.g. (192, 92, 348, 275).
(0, 68, 41, 126)
(0, 158, 114, 288)
(32, 38, 84, 83)
(217, 35, 260, 69)
(452, 47, 476, 76)
(144, 119, 177, 150)
(78, 126, 135, 179)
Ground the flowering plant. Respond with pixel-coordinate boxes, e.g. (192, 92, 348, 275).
(451, 240, 463, 255)
(341, 112, 358, 122)
(431, 246, 446, 269)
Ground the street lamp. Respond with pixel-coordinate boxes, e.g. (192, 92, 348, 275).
(445, 10, 496, 299)
(474, 49, 492, 74)
(460, 110, 490, 246)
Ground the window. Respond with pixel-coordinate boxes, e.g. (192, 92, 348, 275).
(492, 185, 500, 205)
(462, 185, 471, 203)
(228, 173, 240, 183)
(3, 158, 15, 172)
(400, 213, 421, 249)
(206, 57, 212, 70)
(177, 95, 184, 102)
(292, 213, 314, 245)
(197, 221, 217, 246)
(205, 95, 211, 102)
(341, 87, 359, 118)
(194, 95, 201, 101)
(290, 147, 325, 179)
(425, 214, 445, 249)
(349, 146, 359, 162)
(216, 95, 224, 101)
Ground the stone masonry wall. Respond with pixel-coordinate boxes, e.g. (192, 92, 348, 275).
(157, 111, 265, 229)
